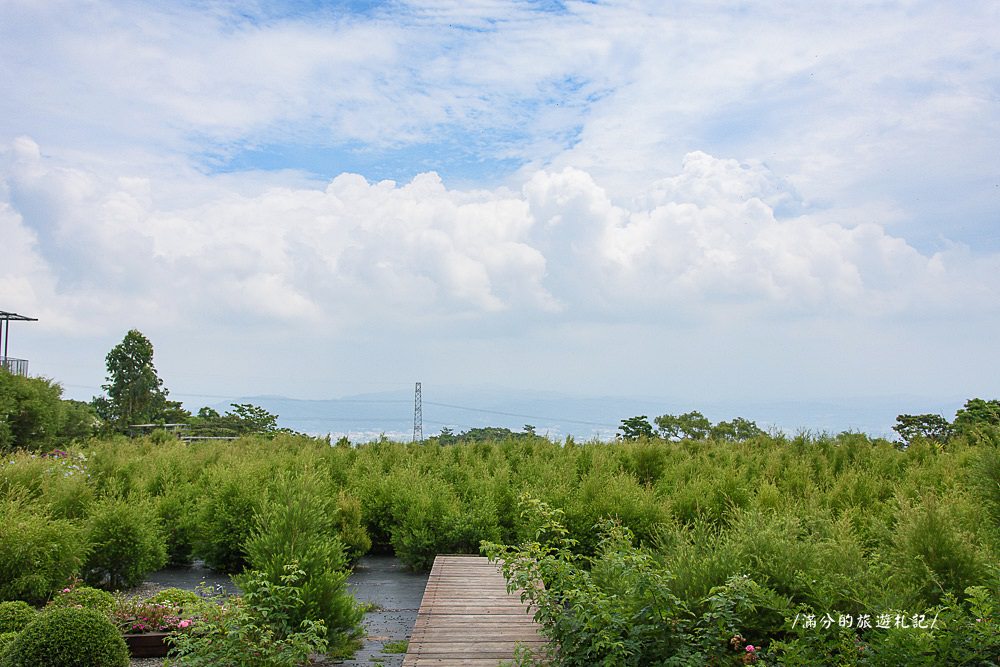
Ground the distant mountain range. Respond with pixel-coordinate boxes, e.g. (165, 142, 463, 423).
(208, 386, 969, 443)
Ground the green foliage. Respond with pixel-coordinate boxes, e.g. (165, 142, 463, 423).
(382, 639, 408, 653)
(890, 495, 988, 605)
(617, 415, 654, 441)
(710, 417, 765, 442)
(389, 472, 500, 570)
(484, 496, 783, 666)
(654, 411, 763, 442)
(0, 633, 16, 660)
(0, 372, 95, 453)
(193, 464, 265, 572)
(953, 398, 1000, 433)
(146, 588, 209, 617)
(47, 586, 116, 615)
(0, 602, 35, 634)
(334, 491, 372, 562)
(655, 411, 711, 441)
(0, 606, 128, 667)
(894, 413, 953, 447)
(83, 495, 168, 590)
(166, 569, 329, 667)
(4, 408, 1000, 663)
(0, 498, 88, 604)
(237, 471, 363, 650)
(187, 403, 283, 437)
(91, 329, 185, 432)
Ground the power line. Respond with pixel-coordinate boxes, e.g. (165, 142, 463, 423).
(422, 400, 618, 428)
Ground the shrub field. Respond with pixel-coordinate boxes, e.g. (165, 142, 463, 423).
(0, 425, 999, 664)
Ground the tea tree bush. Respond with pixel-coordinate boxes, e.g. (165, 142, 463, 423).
(83, 495, 167, 589)
(333, 490, 371, 562)
(239, 471, 363, 652)
(0, 497, 87, 604)
(192, 461, 267, 572)
(0, 607, 128, 667)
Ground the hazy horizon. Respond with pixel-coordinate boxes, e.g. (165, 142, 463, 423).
(3, 2, 998, 414)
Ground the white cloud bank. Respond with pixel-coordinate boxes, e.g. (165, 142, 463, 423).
(4, 138, 996, 344)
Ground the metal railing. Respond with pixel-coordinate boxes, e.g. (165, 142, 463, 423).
(0, 357, 28, 376)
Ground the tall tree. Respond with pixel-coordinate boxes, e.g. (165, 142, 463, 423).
(618, 415, 655, 441)
(92, 329, 181, 431)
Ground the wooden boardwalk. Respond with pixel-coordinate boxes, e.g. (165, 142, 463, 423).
(403, 555, 547, 666)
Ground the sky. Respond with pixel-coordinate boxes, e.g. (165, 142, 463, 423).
(1, 0, 999, 431)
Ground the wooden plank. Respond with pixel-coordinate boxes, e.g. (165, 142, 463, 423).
(402, 555, 547, 667)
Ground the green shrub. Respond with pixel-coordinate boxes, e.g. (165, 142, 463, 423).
(0, 602, 35, 634)
(0, 633, 16, 660)
(193, 466, 264, 572)
(46, 585, 116, 616)
(157, 484, 199, 566)
(0, 498, 87, 604)
(146, 587, 209, 616)
(334, 490, 371, 562)
(166, 568, 329, 667)
(891, 495, 987, 605)
(0, 606, 128, 667)
(238, 471, 363, 651)
(83, 496, 167, 589)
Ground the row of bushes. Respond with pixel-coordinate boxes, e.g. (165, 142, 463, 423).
(1, 426, 999, 662)
(485, 496, 1000, 666)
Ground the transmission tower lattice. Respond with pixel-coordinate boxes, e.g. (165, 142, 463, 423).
(413, 382, 423, 443)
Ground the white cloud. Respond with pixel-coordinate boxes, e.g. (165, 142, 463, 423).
(3, 139, 997, 344)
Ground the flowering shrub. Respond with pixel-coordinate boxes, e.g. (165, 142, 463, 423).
(111, 596, 193, 635)
(166, 566, 328, 667)
(47, 582, 116, 615)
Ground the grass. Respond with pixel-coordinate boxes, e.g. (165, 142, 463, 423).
(382, 639, 408, 653)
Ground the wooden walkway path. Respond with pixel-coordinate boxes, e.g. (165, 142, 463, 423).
(403, 555, 547, 666)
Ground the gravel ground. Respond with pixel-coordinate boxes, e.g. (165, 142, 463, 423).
(124, 556, 427, 667)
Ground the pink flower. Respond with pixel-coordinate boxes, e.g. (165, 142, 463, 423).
(62, 588, 71, 593)
(746, 645, 756, 652)
(178, 619, 192, 629)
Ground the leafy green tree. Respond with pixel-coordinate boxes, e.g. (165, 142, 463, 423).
(91, 329, 185, 431)
(0, 371, 95, 453)
(187, 403, 282, 437)
(655, 411, 712, 441)
(618, 415, 655, 441)
(953, 398, 1000, 433)
(893, 413, 953, 446)
(710, 417, 765, 442)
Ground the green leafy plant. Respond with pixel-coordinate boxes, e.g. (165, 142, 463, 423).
(0, 606, 128, 667)
(0, 602, 35, 634)
(83, 495, 168, 589)
(147, 588, 211, 617)
(166, 567, 329, 667)
(382, 639, 408, 653)
(238, 471, 363, 652)
(47, 584, 116, 616)
(110, 595, 194, 634)
(0, 497, 87, 604)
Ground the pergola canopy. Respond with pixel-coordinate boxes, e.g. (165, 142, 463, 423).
(1, 310, 38, 362)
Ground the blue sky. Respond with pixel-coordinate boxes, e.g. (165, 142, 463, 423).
(1, 0, 998, 433)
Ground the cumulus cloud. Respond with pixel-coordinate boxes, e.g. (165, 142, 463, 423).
(3, 139, 997, 343)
